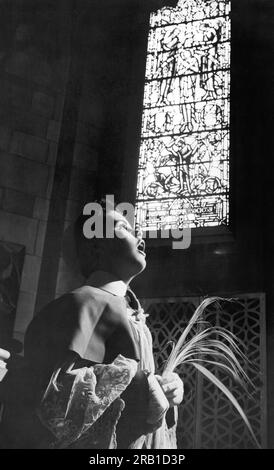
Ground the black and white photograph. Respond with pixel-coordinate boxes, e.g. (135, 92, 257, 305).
(0, 0, 273, 457)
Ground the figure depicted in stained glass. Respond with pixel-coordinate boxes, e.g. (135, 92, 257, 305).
(158, 26, 180, 104)
(163, 138, 193, 195)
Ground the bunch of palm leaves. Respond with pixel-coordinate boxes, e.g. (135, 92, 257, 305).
(162, 297, 260, 448)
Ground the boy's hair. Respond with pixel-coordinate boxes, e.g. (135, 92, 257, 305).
(73, 197, 122, 278)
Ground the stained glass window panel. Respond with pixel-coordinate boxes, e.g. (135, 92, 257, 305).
(135, 0, 231, 230)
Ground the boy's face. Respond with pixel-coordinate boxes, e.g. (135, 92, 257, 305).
(98, 209, 146, 282)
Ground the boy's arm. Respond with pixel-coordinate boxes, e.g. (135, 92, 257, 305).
(36, 352, 147, 448)
(23, 292, 151, 447)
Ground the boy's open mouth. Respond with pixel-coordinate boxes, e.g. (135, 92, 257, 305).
(137, 240, 146, 256)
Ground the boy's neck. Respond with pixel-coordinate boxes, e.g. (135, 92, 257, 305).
(86, 270, 128, 297)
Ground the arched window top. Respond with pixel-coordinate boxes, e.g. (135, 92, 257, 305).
(135, 0, 231, 231)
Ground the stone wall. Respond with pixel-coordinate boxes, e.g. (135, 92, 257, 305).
(0, 0, 70, 345)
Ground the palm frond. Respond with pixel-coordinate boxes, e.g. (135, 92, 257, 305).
(164, 296, 221, 374)
(162, 296, 260, 448)
(192, 362, 261, 449)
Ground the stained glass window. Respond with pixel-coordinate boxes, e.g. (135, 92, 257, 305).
(135, 0, 231, 231)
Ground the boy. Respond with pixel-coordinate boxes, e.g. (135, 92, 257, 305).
(0, 200, 184, 449)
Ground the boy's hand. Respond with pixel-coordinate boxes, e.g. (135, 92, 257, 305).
(155, 372, 184, 407)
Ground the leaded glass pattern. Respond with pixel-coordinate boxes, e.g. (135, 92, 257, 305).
(135, 0, 231, 230)
(141, 294, 266, 449)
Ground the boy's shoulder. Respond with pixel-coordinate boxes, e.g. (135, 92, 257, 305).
(33, 285, 125, 326)
(69, 285, 110, 307)
(25, 285, 127, 362)
(67, 285, 124, 317)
